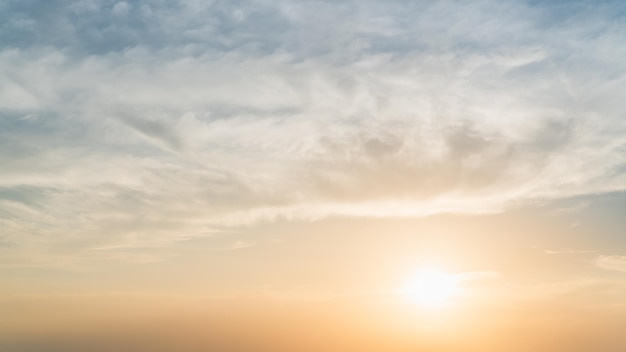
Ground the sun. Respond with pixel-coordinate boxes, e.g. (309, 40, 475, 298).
(402, 268, 463, 309)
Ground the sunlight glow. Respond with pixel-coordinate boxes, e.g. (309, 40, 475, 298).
(403, 268, 463, 309)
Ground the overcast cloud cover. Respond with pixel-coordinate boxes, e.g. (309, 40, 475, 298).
(1, 0, 626, 265)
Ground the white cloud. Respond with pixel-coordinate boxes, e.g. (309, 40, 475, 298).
(596, 256, 626, 273)
(1, 0, 626, 265)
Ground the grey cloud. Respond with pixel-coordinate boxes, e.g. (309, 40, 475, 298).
(0, 236, 15, 248)
(0, 0, 582, 59)
(300, 118, 577, 203)
(118, 113, 184, 151)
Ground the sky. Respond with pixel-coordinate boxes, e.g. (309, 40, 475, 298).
(1, 0, 626, 351)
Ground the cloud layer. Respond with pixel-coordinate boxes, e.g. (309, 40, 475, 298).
(1, 0, 626, 264)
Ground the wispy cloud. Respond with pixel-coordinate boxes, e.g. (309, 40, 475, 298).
(596, 255, 626, 273)
(545, 249, 595, 255)
(457, 271, 500, 282)
(1, 0, 626, 265)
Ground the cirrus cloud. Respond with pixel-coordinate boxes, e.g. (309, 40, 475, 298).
(1, 0, 626, 265)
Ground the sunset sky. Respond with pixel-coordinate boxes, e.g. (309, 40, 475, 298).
(1, 0, 626, 351)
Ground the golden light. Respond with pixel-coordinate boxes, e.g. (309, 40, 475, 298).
(402, 268, 463, 309)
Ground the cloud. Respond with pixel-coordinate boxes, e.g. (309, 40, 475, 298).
(552, 201, 591, 214)
(457, 271, 500, 282)
(1, 0, 626, 265)
(545, 249, 595, 255)
(596, 255, 626, 273)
